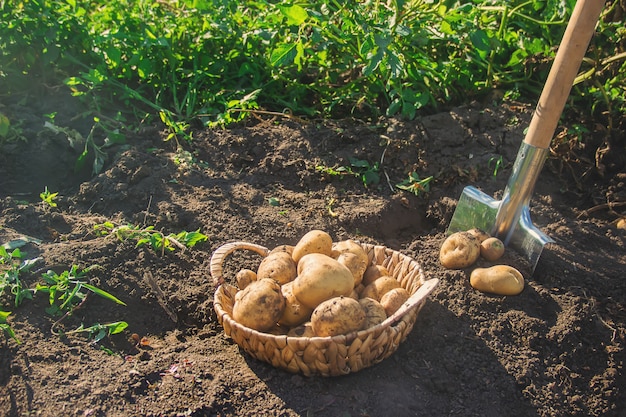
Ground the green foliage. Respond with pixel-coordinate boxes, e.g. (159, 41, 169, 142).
(0, 0, 623, 150)
(0, 247, 40, 308)
(64, 321, 128, 343)
(0, 241, 128, 345)
(396, 172, 433, 196)
(316, 158, 380, 187)
(39, 186, 59, 208)
(36, 265, 126, 317)
(0, 310, 20, 344)
(94, 221, 209, 255)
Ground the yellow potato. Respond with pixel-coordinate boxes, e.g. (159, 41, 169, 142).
(466, 228, 491, 243)
(380, 287, 410, 316)
(287, 322, 315, 338)
(480, 237, 505, 261)
(235, 268, 257, 290)
(439, 231, 480, 269)
(257, 251, 297, 285)
(362, 264, 390, 286)
(359, 276, 400, 301)
(292, 230, 333, 264)
(332, 240, 369, 266)
(278, 281, 313, 327)
(358, 297, 387, 329)
(293, 253, 354, 309)
(336, 252, 367, 287)
(311, 296, 366, 337)
(470, 265, 524, 296)
(269, 244, 295, 256)
(232, 278, 286, 331)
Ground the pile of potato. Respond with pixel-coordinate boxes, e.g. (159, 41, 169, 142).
(439, 228, 524, 296)
(231, 230, 411, 336)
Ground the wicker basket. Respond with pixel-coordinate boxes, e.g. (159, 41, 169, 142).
(210, 241, 439, 377)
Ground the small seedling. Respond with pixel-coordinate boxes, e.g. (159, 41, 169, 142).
(36, 265, 126, 318)
(64, 321, 128, 344)
(488, 155, 504, 178)
(0, 246, 40, 307)
(40, 186, 59, 208)
(268, 197, 280, 206)
(326, 198, 339, 217)
(350, 158, 380, 187)
(396, 173, 433, 196)
(0, 310, 20, 344)
(94, 222, 208, 256)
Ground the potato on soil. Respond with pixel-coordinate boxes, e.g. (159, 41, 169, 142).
(235, 268, 257, 290)
(470, 265, 524, 296)
(336, 252, 367, 287)
(439, 231, 480, 269)
(232, 278, 286, 332)
(293, 253, 354, 309)
(362, 264, 390, 286)
(380, 287, 410, 316)
(480, 237, 505, 261)
(311, 296, 366, 337)
(359, 276, 401, 301)
(292, 230, 333, 264)
(278, 281, 313, 327)
(359, 297, 387, 329)
(287, 321, 315, 338)
(269, 244, 294, 256)
(466, 228, 491, 243)
(256, 251, 297, 285)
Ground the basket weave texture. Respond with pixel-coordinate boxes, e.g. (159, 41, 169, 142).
(211, 241, 439, 377)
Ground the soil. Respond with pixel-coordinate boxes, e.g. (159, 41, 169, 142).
(0, 90, 625, 417)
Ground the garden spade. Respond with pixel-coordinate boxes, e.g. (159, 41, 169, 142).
(447, 0, 606, 272)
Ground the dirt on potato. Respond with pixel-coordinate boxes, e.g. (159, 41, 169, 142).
(0, 90, 625, 417)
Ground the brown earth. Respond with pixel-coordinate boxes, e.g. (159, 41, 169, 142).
(0, 91, 625, 417)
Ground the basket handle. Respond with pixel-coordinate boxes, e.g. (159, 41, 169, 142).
(385, 278, 439, 325)
(210, 241, 269, 287)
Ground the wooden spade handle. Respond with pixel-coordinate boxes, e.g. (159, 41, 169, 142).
(524, 0, 605, 149)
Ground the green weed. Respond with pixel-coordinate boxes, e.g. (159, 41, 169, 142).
(63, 321, 128, 343)
(39, 186, 59, 208)
(36, 265, 126, 318)
(94, 221, 208, 255)
(396, 172, 433, 196)
(0, 310, 20, 344)
(0, 247, 40, 308)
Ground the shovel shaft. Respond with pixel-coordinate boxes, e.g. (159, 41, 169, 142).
(524, 0, 606, 149)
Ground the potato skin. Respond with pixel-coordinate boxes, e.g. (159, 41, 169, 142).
(439, 231, 480, 269)
(293, 254, 354, 308)
(311, 296, 366, 337)
(470, 265, 524, 295)
(236, 268, 257, 290)
(359, 297, 387, 329)
(257, 251, 297, 285)
(336, 252, 367, 287)
(269, 244, 294, 256)
(466, 228, 491, 243)
(380, 287, 410, 316)
(287, 322, 314, 338)
(278, 281, 313, 327)
(232, 278, 286, 331)
(359, 276, 400, 301)
(361, 264, 390, 286)
(480, 237, 505, 261)
(292, 230, 333, 264)
(332, 240, 369, 267)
